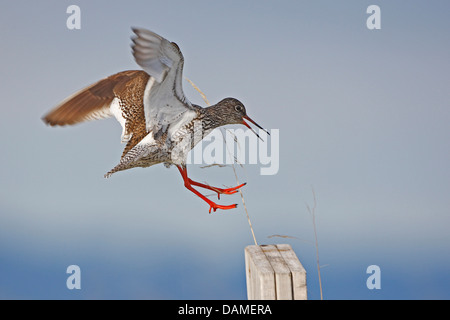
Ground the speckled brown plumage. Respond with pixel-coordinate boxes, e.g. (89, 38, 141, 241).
(43, 70, 151, 160)
(113, 71, 150, 158)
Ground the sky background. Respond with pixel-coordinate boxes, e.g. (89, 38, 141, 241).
(1, 0, 449, 299)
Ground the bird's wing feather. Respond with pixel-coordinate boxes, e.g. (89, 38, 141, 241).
(131, 28, 196, 136)
(42, 70, 148, 127)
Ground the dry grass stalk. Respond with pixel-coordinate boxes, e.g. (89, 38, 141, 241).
(185, 77, 211, 106)
(267, 234, 299, 239)
(306, 186, 323, 300)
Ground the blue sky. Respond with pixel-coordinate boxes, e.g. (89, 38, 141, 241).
(0, 1, 449, 299)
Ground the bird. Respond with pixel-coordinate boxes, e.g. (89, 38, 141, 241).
(42, 28, 268, 213)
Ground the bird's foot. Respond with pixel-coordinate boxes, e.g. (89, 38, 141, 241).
(209, 203, 238, 214)
(213, 183, 246, 199)
(188, 180, 246, 199)
(176, 165, 243, 213)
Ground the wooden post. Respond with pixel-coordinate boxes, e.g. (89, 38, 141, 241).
(245, 244, 307, 300)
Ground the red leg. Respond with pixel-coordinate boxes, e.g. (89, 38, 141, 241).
(177, 165, 239, 213)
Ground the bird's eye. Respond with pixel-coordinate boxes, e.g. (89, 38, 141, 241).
(235, 105, 243, 112)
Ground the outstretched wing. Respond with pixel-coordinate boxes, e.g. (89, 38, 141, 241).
(42, 70, 148, 127)
(131, 28, 196, 137)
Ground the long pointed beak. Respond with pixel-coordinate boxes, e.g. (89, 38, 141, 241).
(242, 115, 270, 141)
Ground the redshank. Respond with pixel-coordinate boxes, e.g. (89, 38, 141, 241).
(43, 28, 268, 213)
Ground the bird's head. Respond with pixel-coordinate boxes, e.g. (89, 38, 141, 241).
(216, 98, 269, 140)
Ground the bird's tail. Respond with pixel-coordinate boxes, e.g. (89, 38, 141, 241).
(104, 143, 156, 178)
